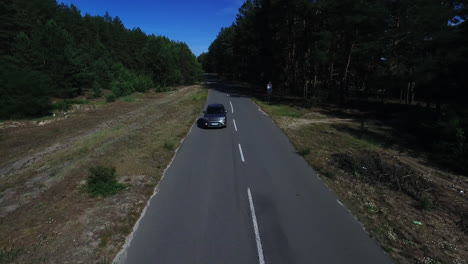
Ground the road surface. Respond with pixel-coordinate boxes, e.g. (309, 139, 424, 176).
(114, 77, 392, 264)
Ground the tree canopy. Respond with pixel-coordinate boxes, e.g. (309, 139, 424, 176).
(202, 0, 467, 107)
(0, 0, 201, 119)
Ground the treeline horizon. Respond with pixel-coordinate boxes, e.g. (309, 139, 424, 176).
(0, 0, 202, 119)
(200, 0, 468, 173)
(199, 0, 467, 109)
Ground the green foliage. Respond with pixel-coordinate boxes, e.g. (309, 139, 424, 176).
(205, 0, 466, 107)
(92, 81, 102, 98)
(140, 36, 200, 87)
(52, 99, 88, 111)
(109, 63, 154, 97)
(297, 148, 311, 157)
(91, 57, 112, 90)
(133, 74, 154, 92)
(106, 94, 116, 103)
(0, 68, 52, 119)
(0, 0, 201, 119)
(155, 86, 175, 92)
(191, 90, 207, 101)
(163, 140, 176, 151)
(0, 246, 23, 263)
(86, 166, 125, 197)
(111, 80, 134, 98)
(122, 94, 137, 103)
(205, 0, 468, 174)
(52, 101, 72, 112)
(256, 100, 304, 118)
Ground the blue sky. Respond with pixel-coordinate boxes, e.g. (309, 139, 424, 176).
(58, 0, 244, 56)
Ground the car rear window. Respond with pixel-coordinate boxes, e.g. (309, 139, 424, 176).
(206, 106, 224, 114)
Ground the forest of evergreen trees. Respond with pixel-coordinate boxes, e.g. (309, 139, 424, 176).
(200, 0, 468, 172)
(200, 0, 467, 109)
(0, 0, 202, 119)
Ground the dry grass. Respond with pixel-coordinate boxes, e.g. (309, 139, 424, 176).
(254, 99, 468, 264)
(0, 85, 207, 263)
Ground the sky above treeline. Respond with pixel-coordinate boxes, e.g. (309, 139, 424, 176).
(58, 0, 245, 56)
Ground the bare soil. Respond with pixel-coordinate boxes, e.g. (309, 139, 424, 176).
(0, 85, 207, 263)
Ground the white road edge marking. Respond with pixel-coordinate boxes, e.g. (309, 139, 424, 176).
(337, 199, 344, 207)
(233, 119, 238, 131)
(248, 188, 265, 264)
(230, 101, 234, 113)
(238, 144, 245, 162)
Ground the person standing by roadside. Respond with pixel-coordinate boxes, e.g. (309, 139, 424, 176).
(267, 81, 272, 103)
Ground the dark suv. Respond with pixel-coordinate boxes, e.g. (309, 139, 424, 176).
(202, 104, 228, 128)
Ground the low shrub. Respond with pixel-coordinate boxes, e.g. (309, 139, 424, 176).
(106, 94, 116, 103)
(297, 148, 311, 156)
(52, 101, 72, 111)
(163, 140, 176, 151)
(111, 80, 134, 97)
(52, 99, 89, 112)
(86, 166, 125, 197)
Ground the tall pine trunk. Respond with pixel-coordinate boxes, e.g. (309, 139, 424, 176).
(341, 43, 354, 105)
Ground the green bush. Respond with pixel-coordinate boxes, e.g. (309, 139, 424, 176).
(0, 247, 23, 263)
(86, 166, 125, 197)
(111, 80, 134, 97)
(110, 63, 152, 97)
(297, 148, 311, 156)
(134, 74, 154, 93)
(163, 140, 176, 151)
(122, 94, 137, 102)
(52, 101, 72, 111)
(52, 99, 88, 111)
(106, 94, 116, 103)
(165, 69, 183, 86)
(110, 63, 153, 96)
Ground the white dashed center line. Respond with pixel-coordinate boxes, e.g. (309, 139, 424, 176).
(247, 188, 265, 264)
(230, 101, 234, 113)
(233, 119, 238, 131)
(238, 144, 245, 162)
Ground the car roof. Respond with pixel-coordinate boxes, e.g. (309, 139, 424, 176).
(207, 104, 224, 108)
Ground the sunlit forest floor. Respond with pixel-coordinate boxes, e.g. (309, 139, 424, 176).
(254, 97, 468, 264)
(0, 85, 207, 263)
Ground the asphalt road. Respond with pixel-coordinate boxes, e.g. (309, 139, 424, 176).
(114, 77, 393, 264)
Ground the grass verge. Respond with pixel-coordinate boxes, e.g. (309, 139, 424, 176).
(0, 85, 208, 264)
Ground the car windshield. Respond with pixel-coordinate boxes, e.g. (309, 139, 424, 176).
(206, 106, 224, 114)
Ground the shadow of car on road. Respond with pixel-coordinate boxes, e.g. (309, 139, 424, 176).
(196, 118, 206, 129)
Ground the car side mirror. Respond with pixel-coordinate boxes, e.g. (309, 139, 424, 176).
(225, 110, 228, 113)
